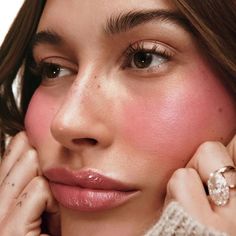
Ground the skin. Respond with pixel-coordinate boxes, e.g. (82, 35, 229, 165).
(1, 0, 236, 235)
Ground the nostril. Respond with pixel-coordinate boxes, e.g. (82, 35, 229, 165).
(72, 138, 98, 146)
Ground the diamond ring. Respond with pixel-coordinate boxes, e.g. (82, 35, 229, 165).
(207, 165, 236, 206)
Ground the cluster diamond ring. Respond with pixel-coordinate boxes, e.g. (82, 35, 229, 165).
(207, 165, 236, 206)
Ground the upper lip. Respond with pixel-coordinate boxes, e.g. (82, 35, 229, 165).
(44, 168, 136, 191)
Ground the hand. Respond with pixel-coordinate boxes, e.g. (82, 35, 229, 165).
(165, 135, 236, 235)
(0, 132, 60, 236)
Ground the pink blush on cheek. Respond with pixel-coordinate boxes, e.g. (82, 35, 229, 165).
(120, 74, 236, 166)
(121, 99, 205, 162)
(24, 89, 59, 147)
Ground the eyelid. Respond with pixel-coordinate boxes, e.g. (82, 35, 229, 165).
(123, 39, 177, 57)
(36, 56, 78, 71)
(35, 56, 78, 76)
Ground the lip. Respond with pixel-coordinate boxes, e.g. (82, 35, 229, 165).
(44, 168, 139, 211)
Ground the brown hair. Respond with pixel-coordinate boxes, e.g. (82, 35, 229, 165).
(0, 0, 45, 155)
(173, 0, 236, 91)
(0, 0, 236, 156)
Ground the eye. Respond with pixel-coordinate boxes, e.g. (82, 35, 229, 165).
(131, 51, 167, 69)
(39, 62, 73, 80)
(122, 41, 172, 72)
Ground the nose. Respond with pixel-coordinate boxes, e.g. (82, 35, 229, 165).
(50, 71, 113, 151)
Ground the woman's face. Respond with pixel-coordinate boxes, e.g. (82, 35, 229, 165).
(25, 0, 236, 235)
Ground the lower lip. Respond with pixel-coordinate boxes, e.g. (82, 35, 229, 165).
(49, 182, 138, 212)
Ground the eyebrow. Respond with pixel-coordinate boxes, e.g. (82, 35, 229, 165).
(30, 9, 191, 50)
(104, 9, 191, 34)
(30, 30, 62, 51)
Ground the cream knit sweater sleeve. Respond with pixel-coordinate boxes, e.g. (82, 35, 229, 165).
(144, 201, 227, 236)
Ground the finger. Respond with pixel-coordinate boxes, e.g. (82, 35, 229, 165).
(3, 177, 59, 236)
(0, 149, 40, 220)
(16, 177, 59, 233)
(187, 141, 236, 215)
(166, 168, 213, 224)
(0, 132, 32, 184)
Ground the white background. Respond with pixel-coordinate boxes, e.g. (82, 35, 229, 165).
(0, 1, 24, 45)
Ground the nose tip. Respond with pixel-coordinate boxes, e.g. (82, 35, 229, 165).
(50, 116, 111, 151)
(50, 97, 112, 151)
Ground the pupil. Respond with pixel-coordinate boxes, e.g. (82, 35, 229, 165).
(133, 52, 153, 68)
(44, 63, 60, 78)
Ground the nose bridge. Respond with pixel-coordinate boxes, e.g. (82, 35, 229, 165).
(59, 67, 103, 122)
(50, 67, 111, 149)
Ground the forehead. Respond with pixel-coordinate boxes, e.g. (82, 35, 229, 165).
(37, 0, 178, 31)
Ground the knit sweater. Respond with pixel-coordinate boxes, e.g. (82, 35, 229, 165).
(144, 202, 227, 236)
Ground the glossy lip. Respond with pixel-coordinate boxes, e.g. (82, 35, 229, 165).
(44, 168, 139, 211)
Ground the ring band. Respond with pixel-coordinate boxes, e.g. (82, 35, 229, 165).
(207, 165, 236, 206)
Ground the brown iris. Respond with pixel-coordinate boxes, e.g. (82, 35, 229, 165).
(133, 52, 153, 68)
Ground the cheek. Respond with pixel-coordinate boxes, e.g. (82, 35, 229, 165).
(120, 72, 236, 168)
(24, 89, 59, 147)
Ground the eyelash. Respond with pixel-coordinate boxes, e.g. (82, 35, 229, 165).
(121, 41, 172, 70)
(30, 60, 75, 82)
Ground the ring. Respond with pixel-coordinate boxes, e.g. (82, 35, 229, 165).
(207, 165, 236, 206)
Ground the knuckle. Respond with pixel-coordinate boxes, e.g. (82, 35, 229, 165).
(167, 168, 197, 195)
(30, 176, 49, 192)
(185, 167, 198, 176)
(193, 141, 224, 167)
(167, 168, 186, 192)
(15, 131, 27, 140)
(5, 132, 30, 157)
(10, 131, 28, 146)
(29, 177, 52, 200)
(17, 149, 40, 174)
(197, 141, 222, 155)
(22, 149, 38, 165)
(171, 168, 189, 180)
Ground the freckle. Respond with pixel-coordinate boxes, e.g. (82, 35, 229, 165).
(94, 76, 97, 79)
(97, 84, 101, 89)
(218, 107, 223, 113)
(16, 201, 22, 207)
(22, 192, 27, 198)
